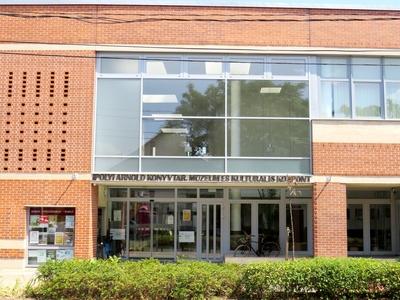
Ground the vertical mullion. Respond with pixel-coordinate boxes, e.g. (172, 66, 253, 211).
(381, 57, 387, 119)
(138, 58, 144, 172)
(206, 205, 210, 260)
(224, 77, 228, 173)
(213, 204, 217, 257)
(349, 57, 355, 119)
(125, 201, 129, 259)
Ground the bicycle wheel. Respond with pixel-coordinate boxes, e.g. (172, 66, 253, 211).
(233, 244, 253, 257)
(261, 242, 281, 257)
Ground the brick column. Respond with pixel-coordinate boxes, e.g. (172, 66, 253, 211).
(313, 182, 347, 257)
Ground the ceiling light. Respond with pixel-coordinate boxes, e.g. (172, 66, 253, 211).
(260, 87, 282, 94)
(143, 94, 178, 103)
(160, 128, 188, 134)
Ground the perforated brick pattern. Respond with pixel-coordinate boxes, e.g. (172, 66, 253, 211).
(0, 51, 94, 173)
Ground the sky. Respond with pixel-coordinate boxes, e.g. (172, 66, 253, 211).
(0, 0, 400, 10)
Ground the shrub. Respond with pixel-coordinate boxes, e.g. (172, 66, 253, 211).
(26, 258, 241, 300)
(26, 257, 400, 300)
(239, 258, 400, 299)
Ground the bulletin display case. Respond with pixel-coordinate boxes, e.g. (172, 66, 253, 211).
(27, 207, 75, 266)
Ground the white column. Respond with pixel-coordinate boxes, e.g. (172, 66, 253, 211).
(230, 80, 241, 156)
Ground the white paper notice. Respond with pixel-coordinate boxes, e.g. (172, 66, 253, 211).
(167, 215, 174, 225)
(113, 210, 122, 222)
(178, 231, 195, 243)
(110, 228, 125, 240)
(30, 231, 39, 244)
(65, 215, 75, 229)
(37, 250, 47, 263)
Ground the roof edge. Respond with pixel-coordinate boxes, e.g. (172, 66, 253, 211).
(0, 1, 399, 12)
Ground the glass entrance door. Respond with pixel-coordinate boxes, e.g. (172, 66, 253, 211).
(201, 204, 222, 260)
(128, 201, 175, 258)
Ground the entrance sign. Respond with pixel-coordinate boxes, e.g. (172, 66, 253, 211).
(93, 174, 311, 184)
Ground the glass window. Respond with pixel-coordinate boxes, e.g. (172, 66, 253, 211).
(285, 188, 312, 198)
(128, 202, 149, 255)
(177, 202, 197, 255)
(95, 79, 141, 156)
(177, 189, 197, 198)
(258, 204, 280, 245)
(384, 58, 400, 80)
(143, 119, 224, 157)
(199, 189, 223, 198)
(319, 81, 350, 118)
(230, 203, 251, 250)
(94, 158, 139, 172)
(230, 188, 281, 200)
(354, 82, 382, 118)
(188, 58, 223, 75)
(370, 204, 391, 251)
(228, 80, 309, 117)
(145, 58, 181, 75)
(347, 190, 390, 199)
(386, 83, 400, 119)
(227, 158, 310, 174)
(320, 57, 348, 79)
(153, 202, 175, 255)
(28, 207, 75, 266)
(286, 204, 307, 251)
(228, 119, 310, 157)
(110, 188, 128, 198)
(347, 204, 363, 251)
(229, 58, 264, 75)
(143, 79, 225, 116)
(352, 57, 381, 80)
(130, 189, 175, 198)
(99, 53, 139, 74)
(271, 57, 306, 77)
(141, 158, 225, 173)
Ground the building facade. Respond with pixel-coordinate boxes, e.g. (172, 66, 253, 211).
(1, 2, 400, 268)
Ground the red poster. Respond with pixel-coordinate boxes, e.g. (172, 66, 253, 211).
(39, 215, 49, 225)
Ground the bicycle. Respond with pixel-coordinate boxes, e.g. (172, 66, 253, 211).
(233, 232, 280, 257)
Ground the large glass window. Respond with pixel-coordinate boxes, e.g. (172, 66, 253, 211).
(228, 119, 310, 157)
(229, 58, 264, 76)
(145, 57, 181, 75)
(370, 204, 392, 251)
(318, 56, 400, 119)
(99, 53, 139, 74)
(188, 57, 223, 75)
(95, 79, 141, 156)
(352, 57, 381, 80)
(347, 204, 363, 251)
(95, 53, 312, 173)
(258, 204, 279, 245)
(228, 80, 309, 117)
(354, 82, 382, 118)
(271, 57, 306, 77)
(143, 79, 225, 116)
(386, 83, 400, 119)
(319, 81, 350, 118)
(143, 119, 224, 157)
(286, 204, 307, 251)
(27, 207, 75, 266)
(230, 203, 251, 250)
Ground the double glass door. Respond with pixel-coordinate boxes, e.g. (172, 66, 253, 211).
(201, 204, 222, 259)
(109, 200, 222, 260)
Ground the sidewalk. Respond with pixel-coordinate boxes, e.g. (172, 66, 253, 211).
(0, 269, 36, 289)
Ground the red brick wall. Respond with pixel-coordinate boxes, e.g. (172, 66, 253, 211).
(313, 143, 400, 176)
(313, 182, 347, 257)
(0, 51, 95, 173)
(0, 180, 97, 259)
(0, 6, 399, 48)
